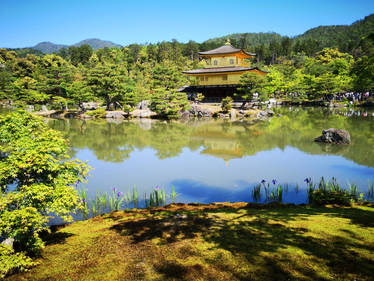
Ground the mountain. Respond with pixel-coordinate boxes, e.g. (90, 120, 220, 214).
(294, 14, 374, 50)
(31, 39, 121, 54)
(33, 42, 68, 54)
(73, 38, 121, 49)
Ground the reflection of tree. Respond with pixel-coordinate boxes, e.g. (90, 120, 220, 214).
(47, 108, 374, 167)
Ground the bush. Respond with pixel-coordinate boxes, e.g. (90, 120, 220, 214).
(85, 107, 106, 118)
(0, 245, 36, 278)
(0, 111, 90, 276)
(149, 88, 190, 119)
(221, 96, 233, 113)
(196, 93, 205, 103)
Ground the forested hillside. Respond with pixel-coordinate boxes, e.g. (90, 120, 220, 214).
(296, 14, 374, 50)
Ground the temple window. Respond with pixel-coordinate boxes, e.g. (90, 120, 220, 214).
(214, 60, 218, 65)
(222, 75, 228, 81)
(230, 59, 234, 64)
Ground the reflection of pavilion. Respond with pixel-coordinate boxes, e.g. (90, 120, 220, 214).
(191, 125, 244, 162)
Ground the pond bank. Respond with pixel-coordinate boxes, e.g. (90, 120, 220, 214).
(8, 202, 374, 281)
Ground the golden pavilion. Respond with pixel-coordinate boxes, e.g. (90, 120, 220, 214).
(182, 39, 268, 101)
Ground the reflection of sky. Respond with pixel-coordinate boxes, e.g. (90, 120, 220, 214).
(77, 145, 374, 204)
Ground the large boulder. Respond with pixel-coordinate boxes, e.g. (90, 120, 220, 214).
(82, 102, 100, 111)
(314, 128, 351, 144)
(130, 109, 157, 118)
(106, 111, 126, 119)
(188, 105, 212, 117)
(136, 100, 150, 110)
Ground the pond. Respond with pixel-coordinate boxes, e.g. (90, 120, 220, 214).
(41, 106, 374, 206)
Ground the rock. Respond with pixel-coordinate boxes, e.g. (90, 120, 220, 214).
(257, 109, 275, 118)
(218, 113, 230, 119)
(314, 128, 351, 144)
(35, 110, 57, 117)
(180, 111, 190, 119)
(230, 109, 236, 119)
(41, 105, 48, 112)
(188, 105, 212, 117)
(130, 109, 157, 118)
(106, 111, 125, 119)
(269, 98, 277, 104)
(1, 237, 14, 247)
(82, 102, 100, 111)
(136, 100, 150, 110)
(25, 105, 35, 112)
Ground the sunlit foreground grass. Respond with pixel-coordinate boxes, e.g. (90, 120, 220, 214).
(8, 202, 374, 281)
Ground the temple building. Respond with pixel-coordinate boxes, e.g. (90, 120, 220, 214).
(181, 39, 268, 101)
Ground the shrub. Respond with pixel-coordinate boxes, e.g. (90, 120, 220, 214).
(0, 111, 90, 276)
(196, 93, 205, 103)
(149, 88, 190, 119)
(221, 96, 233, 113)
(85, 107, 106, 118)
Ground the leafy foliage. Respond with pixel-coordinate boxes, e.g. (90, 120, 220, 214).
(0, 111, 90, 276)
(236, 72, 268, 101)
(221, 96, 233, 112)
(149, 88, 190, 118)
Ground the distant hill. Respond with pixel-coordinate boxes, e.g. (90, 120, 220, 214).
(33, 42, 68, 54)
(31, 39, 122, 54)
(73, 38, 121, 49)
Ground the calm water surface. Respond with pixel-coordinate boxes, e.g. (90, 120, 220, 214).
(42, 107, 374, 205)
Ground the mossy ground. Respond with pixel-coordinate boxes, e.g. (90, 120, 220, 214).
(7, 202, 374, 281)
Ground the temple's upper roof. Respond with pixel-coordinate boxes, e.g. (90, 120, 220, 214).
(183, 66, 268, 74)
(199, 44, 255, 57)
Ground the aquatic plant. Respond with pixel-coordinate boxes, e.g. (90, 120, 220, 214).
(367, 180, 374, 201)
(172, 185, 176, 203)
(252, 184, 261, 202)
(269, 184, 283, 202)
(307, 177, 360, 205)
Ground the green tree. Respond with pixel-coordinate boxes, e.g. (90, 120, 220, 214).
(236, 72, 268, 101)
(86, 63, 129, 109)
(351, 54, 374, 92)
(149, 88, 190, 118)
(0, 111, 89, 277)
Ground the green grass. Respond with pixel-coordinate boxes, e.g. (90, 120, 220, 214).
(7, 203, 374, 281)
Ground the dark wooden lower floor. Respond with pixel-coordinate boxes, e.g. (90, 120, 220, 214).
(178, 85, 240, 102)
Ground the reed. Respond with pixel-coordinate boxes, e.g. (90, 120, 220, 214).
(252, 184, 261, 202)
(172, 185, 176, 203)
(367, 180, 374, 201)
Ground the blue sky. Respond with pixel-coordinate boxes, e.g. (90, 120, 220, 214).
(1, 0, 373, 48)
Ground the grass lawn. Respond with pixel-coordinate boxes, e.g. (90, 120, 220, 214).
(7, 202, 374, 281)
